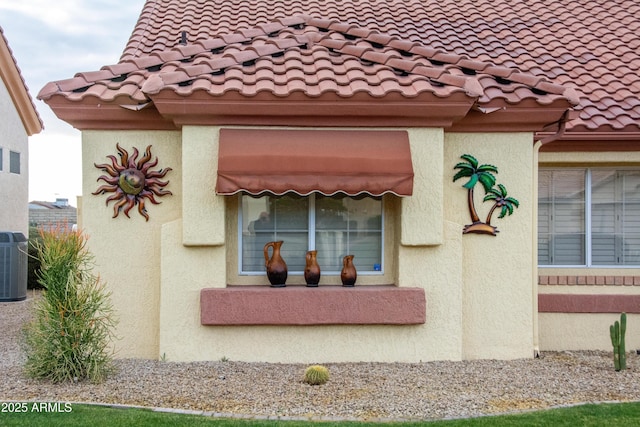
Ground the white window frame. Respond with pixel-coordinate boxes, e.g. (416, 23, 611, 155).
(238, 193, 385, 276)
(539, 167, 640, 268)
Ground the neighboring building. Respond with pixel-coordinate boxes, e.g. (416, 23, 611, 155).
(0, 27, 43, 236)
(38, 0, 639, 363)
(28, 198, 77, 229)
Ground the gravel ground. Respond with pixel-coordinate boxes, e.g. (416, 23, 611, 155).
(2, 290, 640, 422)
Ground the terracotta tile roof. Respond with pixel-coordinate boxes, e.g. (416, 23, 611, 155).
(38, 0, 640, 142)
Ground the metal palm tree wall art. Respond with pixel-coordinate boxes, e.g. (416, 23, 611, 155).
(453, 154, 519, 236)
(92, 143, 172, 221)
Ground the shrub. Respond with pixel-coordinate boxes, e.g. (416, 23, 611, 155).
(22, 224, 118, 383)
(304, 365, 330, 385)
(27, 226, 44, 289)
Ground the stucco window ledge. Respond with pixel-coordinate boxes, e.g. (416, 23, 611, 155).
(200, 285, 426, 325)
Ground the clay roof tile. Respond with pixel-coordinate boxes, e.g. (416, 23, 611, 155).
(39, 0, 639, 135)
(263, 23, 287, 36)
(364, 32, 395, 47)
(75, 69, 118, 82)
(101, 63, 138, 76)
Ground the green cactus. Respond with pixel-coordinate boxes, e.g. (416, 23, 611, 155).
(304, 365, 330, 385)
(610, 313, 627, 371)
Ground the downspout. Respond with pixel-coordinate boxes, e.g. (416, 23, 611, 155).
(531, 108, 572, 357)
(532, 140, 542, 357)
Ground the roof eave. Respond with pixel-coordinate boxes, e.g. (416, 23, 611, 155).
(43, 92, 577, 132)
(450, 104, 575, 133)
(43, 96, 178, 130)
(0, 30, 43, 135)
(538, 131, 640, 152)
(111, 88, 479, 128)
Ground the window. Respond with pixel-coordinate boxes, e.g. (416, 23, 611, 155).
(9, 151, 20, 174)
(240, 193, 383, 274)
(539, 168, 640, 266)
(0, 148, 3, 171)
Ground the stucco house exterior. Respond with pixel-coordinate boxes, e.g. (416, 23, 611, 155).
(38, 0, 639, 363)
(0, 27, 42, 236)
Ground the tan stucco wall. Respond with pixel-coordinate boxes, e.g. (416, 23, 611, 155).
(401, 128, 443, 246)
(539, 312, 640, 351)
(0, 77, 29, 235)
(444, 133, 536, 359)
(182, 126, 225, 246)
(160, 217, 460, 362)
(537, 150, 640, 351)
(82, 130, 182, 359)
(83, 126, 538, 362)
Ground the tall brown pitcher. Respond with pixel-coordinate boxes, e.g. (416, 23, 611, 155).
(264, 241, 287, 287)
(341, 255, 357, 287)
(304, 250, 321, 287)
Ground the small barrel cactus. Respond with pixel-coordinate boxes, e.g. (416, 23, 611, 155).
(304, 365, 330, 385)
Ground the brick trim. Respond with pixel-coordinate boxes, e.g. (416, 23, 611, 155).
(539, 294, 640, 313)
(539, 275, 640, 286)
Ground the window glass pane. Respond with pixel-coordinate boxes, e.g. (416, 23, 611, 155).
(9, 151, 20, 174)
(0, 148, 3, 171)
(315, 195, 382, 272)
(592, 170, 640, 265)
(240, 193, 383, 275)
(591, 170, 617, 265)
(622, 172, 640, 265)
(242, 194, 308, 272)
(538, 171, 552, 264)
(538, 169, 585, 265)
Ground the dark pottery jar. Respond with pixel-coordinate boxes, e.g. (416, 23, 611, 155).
(264, 241, 287, 287)
(304, 250, 321, 287)
(340, 255, 357, 287)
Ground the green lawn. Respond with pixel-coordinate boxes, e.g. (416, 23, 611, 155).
(1, 401, 640, 426)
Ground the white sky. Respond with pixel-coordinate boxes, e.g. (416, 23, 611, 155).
(0, 1, 146, 206)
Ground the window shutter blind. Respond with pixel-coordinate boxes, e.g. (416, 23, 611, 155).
(538, 169, 585, 265)
(622, 172, 640, 265)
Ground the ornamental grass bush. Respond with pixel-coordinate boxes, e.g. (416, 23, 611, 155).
(27, 226, 44, 289)
(22, 224, 117, 383)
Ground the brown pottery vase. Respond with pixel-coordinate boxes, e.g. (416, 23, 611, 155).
(340, 255, 357, 287)
(264, 241, 287, 287)
(304, 250, 321, 287)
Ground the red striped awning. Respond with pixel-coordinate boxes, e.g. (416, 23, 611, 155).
(216, 129, 413, 196)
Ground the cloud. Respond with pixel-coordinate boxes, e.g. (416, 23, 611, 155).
(1, 1, 145, 82)
(1, 1, 144, 37)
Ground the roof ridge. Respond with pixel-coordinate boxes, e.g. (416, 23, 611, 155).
(304, 16, 577, 103)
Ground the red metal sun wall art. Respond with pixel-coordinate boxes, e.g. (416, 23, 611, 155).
(92, 143, 172, 221)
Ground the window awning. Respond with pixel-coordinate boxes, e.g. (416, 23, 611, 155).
(216, 129, 414, 197)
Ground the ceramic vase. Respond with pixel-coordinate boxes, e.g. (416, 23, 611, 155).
(264, 241, 287, 287)
(340, 254, 357, 287)
(304, 250, 321, 287)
